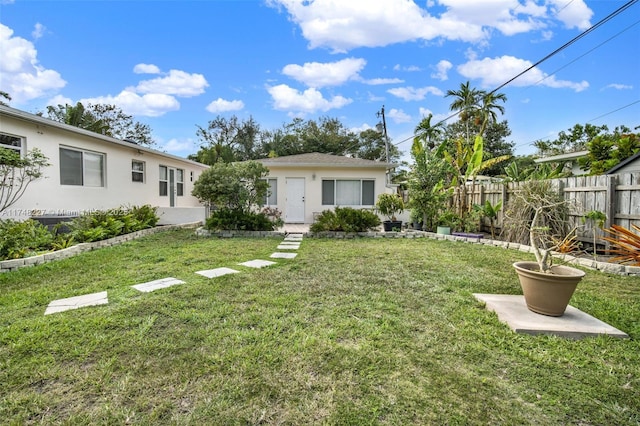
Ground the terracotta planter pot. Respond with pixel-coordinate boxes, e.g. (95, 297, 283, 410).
(513, 261, 585, 317)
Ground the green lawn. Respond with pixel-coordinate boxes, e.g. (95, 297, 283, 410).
(1, 229, 639, 425)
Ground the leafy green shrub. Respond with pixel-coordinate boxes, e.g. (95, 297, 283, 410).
(67, 205, 159, 242)
(205, 208, 279, 231)
(310, 207, 381, 233)
(0, 219, 54, 260)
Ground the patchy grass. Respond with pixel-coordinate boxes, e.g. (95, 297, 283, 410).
(1, 229, 639, 424)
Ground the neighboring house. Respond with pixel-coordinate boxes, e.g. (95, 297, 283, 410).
(0, 105, 209, 224)
(257, 152, 397, 223)
(534, 150, 589, 176)
(606, 151, 640, 174)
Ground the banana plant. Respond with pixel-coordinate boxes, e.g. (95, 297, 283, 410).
(473, 199, 503, 239)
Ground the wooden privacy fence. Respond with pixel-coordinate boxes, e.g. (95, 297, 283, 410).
(466, 172, 640, 247)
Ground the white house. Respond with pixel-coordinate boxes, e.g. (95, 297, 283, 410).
(0, 105, 209, 224)
(257, 152, 397, 224)
(534, 150, 589, 176)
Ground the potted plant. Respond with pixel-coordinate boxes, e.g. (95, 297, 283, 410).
(375, 193, 405, 232)
(435, 210, 459, 235)
(503, 180, 585, 317)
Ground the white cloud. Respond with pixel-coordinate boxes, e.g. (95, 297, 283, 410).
(387, 86, 444, 101)
(135, 69, 208, 97)
(0, 23, 66, 103)
(603, 83, 633, 91)
(457, 55, 589, 92)
(363, 77, 404, 85)
(46, 95, 74, 107)
(282, 57, 365, 88)
(266, 0, 590, 52)
(267, 84, 352, 113)
(418, 108, 449, 123)
(431, 60, 452, 81)
(32, 23, 45, 40)
(394, 64, 422, 72)
(548, 0, 592, 30)
(267, 0, 488, 52)
(161, 138, 197, 155)
(133, 63, 161, 74)
(349, 123, 374, 134)
(387, 108, 412, 123)
(80, 90, 180, 117)
(206, 98, 245, 113)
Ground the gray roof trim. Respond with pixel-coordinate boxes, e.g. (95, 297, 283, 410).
(605, 151, 640, 174)
(0, 105, 209, 169)
(257, 152, 397, 169)
(534, 150, 589, 163)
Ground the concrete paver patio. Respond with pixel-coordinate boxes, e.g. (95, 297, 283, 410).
(474, 294, 629, 339)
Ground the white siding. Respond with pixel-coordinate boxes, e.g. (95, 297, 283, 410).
(0, 110, 209, 223)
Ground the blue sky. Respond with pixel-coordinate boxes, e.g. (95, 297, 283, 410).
(1, 0, 638, 162)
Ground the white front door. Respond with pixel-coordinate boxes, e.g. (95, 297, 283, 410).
(285, 178, 305, 223)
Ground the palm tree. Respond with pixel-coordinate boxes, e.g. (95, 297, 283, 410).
(412, 113, 444, 156)
(445, 81, 485, 144)
(477, 91, 507, 135)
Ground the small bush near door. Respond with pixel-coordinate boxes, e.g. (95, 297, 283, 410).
(310, 207, 381, 233)
(205, 208, 282, 231)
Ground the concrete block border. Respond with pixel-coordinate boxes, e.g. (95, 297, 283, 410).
(195, 227, 639, 277)
(0, 222, 202, 273)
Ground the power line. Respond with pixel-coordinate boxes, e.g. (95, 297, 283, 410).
(511, 99, 640, 150)
(398, 0, 638, 149)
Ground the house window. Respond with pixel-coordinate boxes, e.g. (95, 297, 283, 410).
(132, 160, 145, 183)
(59, 147, 105, 187)
(0, 133, 23, 155)
(176, 169, 184, 196)
(322, 179, 375, 206)
(261, 178, 277, 206)
(159, 166, 168, 196)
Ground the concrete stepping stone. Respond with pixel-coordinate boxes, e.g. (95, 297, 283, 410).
(239, 259, 277, 268)
(474, 294, 629, 339)
(45, 291, 108, 315)
(196, 267, 240, 278)
(277, 244, 299, 250)
(270, 252, 298, 259)
(132, 277, 185, 293)
(287, 233, 304, 238)
(284, 236, 303, 241)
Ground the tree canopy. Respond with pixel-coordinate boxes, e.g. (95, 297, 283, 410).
(189, 115, 402, 165)
(44, 103, 155, 147)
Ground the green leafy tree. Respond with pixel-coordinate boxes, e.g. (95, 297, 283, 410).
(407, 143, 451, 231)
(0, 147, 50, 212)
(45, 103, 154, 147)
(534, 123, 608, 157)
(190, 115, 262, 164)
(578, 127, 639, 175)
(191, 161, 269, 212)
(0, 91, 11, 106)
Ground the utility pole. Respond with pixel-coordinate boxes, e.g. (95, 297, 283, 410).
(376, 105, 390, 164)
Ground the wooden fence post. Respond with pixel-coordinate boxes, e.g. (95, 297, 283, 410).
(604, 174, 618, 250)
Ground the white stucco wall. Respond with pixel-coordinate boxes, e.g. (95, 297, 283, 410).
(264, 165, 392, 223)
(1, 109, 209, 223)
